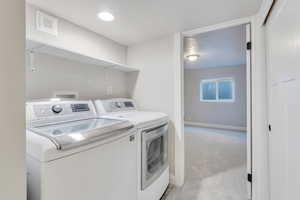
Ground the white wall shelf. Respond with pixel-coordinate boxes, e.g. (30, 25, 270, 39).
(26, 39, 139, 72)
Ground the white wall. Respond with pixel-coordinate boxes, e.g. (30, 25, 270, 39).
(184, 65, 247, 128)
(127, 37, 175, 114)
(26, 4, 127, 65)
(127, 35, 179, 183)
(26, 52, 131, 100)
(0, 0, 26, 199)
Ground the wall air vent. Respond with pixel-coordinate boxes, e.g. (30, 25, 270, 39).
(36, 11, 58, 36)
(54, 91, 79, 99)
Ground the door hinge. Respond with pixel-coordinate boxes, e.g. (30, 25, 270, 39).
(247, 42, 252, 50)
(248, 173, 252, 182)
(268, 124, 272, 132)
(129, 135, 135, 142)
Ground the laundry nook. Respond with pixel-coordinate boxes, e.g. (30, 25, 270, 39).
(1, 0, 299, 200)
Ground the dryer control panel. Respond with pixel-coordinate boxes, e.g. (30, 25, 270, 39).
(94, 98, 137, 115)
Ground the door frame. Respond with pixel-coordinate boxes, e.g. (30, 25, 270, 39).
(173, 2, 274, 199)
(173, 16, 254, 195)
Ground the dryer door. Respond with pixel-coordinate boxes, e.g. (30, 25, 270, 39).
(141, 123, 168, 190)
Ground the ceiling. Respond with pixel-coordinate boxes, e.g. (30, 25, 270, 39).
(184, 25, 247, 69)
(26, 0, 261, 46)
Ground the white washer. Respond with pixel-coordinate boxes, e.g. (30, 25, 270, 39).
(94, 98, 170, 200)
(26, 99, 138, 200)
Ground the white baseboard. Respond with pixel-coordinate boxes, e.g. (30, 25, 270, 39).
(184, 121, 247, 132)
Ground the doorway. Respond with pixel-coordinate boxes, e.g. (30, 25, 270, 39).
(174, 24, 252, 200)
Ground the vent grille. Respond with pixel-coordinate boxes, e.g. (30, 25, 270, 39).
(54, 91, 79, 99)
(36, 11, 58, 36)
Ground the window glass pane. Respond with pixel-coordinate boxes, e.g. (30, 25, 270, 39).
(202, 81, 216, 100)
(218, 81, 233, 100)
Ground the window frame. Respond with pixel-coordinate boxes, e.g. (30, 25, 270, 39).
(200, 77, 235, 103)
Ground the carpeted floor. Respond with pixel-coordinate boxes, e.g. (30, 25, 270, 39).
(165, 126, 247, 200)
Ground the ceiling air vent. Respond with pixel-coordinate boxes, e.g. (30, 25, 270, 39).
(36, 11, 58, 36)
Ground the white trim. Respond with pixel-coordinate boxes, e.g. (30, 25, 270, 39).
(175, 5, 272, 200)
(250, 2, 272, 199)
(246, 23, 253, 199)
(200, 77, 235, 103)
(175, 15, 256, 199)
(257, 0, 275, 26)
(173, 33, 185, 187)
(185, 121, 247, 132)
(182, 16, 252, 36)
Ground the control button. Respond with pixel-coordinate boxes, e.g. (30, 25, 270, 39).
(52, 105, 63, 114)
(71, 104, 90, 112)
(124, 101, 134, 108)
(115, 102, 122, 108)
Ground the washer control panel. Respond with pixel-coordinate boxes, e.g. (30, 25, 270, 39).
(27, 100, 97, 126)
(71, 104, 90, 112)
(34, 103, 91, 116)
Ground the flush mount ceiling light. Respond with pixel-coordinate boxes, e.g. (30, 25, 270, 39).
(186, 54, 200, 62)
(184, 37, 201, 62)
(97, 12, 115, 22)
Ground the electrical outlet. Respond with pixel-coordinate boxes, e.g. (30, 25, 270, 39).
(31, 67, 37, 72)
(107, 86, 113, 95)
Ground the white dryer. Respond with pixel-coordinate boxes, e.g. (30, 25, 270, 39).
(94, 98, 170, 200)
(26, 99, 138, 200)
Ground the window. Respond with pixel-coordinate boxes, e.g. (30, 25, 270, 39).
(200, 78, 235, 102)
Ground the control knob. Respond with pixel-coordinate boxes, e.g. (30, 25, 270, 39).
(52, 105, 63, 114)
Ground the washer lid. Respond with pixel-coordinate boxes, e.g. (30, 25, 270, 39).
(29, 118, 133, 150)
(102, 111, 168, 128)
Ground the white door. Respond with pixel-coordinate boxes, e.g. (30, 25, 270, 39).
(245, 23, 252, 200)
(266, 0, 300, 199)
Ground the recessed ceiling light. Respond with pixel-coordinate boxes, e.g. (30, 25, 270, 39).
(97, 12, 115, 22)
(186, 54, 200, 62)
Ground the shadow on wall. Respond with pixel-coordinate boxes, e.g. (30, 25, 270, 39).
(126, 71, 140, 98)
(26, 52, 133, 100)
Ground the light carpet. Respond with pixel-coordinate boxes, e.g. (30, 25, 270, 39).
(165, 126, 247, 200)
